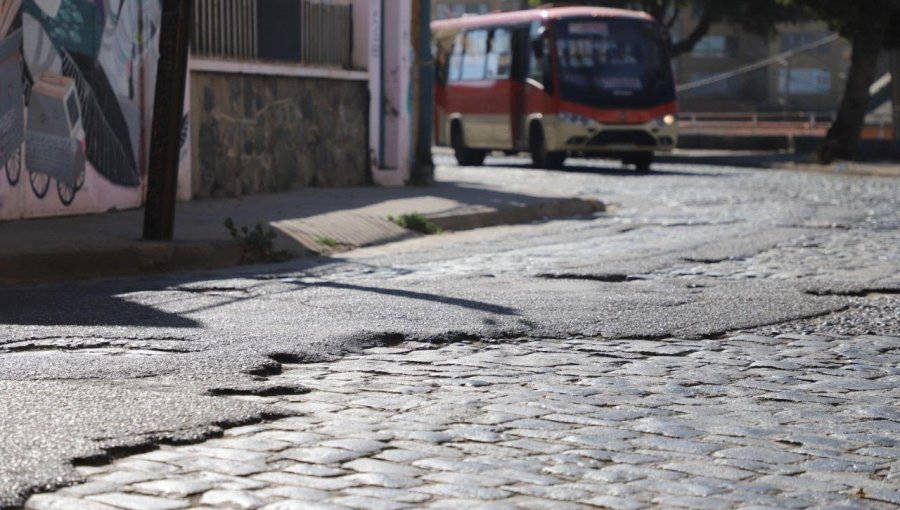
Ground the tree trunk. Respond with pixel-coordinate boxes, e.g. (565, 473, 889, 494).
(818, 18, 887, 163)
(670, 10, 713, 57)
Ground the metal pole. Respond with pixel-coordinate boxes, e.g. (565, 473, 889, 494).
(143, 0, 193, 241)
(411, 0, 434, 185)
(891, 49, 900, 143)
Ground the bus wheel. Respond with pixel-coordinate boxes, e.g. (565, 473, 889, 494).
(630, 152, 654, 173)
(451, 122, 486, 167)
(530, 125, 565, 169)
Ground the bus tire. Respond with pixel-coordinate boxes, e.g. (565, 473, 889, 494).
(632, 152, 654, 173)
(530, 124, 565, 169)
(451, 122, 487, 167)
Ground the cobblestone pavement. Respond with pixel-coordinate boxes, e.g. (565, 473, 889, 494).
(27, 334, 900, 510)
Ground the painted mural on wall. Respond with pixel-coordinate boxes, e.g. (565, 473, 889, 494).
(0, 0, 184, 221)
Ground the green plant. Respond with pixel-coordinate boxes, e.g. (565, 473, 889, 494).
(316, 236, 340, 248)
(388, 213, 444, 235)
(224, 218, 293, 264)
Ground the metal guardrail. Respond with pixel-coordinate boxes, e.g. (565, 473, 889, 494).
(678, 111, 895, 139)
(192, 0, 352, 69)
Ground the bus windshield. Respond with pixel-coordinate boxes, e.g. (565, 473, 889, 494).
(554, 18, 675, 109)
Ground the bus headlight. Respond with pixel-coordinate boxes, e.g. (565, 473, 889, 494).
(558, 112, 594, 127)
(655, 114, 676, 127)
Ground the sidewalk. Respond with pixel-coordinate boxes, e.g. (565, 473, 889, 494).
(658, 149, 900, 177)
(0, 177, 602, 286)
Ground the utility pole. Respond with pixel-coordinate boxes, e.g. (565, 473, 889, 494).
(410, 0, 434, 185)
(891, 49, 900, 143)
(143, 0, 193, 241)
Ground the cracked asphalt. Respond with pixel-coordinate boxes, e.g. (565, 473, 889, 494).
(3, 156, 899, 508)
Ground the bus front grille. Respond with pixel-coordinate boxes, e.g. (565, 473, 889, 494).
(588, 131, 657, 147)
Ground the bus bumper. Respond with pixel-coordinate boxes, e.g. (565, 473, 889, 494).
(548, 117, 678, 154)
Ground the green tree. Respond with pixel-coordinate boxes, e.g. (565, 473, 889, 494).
(528, 0, 801, 57)
(784, 0, 900, 162)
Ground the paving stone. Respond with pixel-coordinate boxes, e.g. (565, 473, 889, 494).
(343, 458, 425, 478)
(342, 487, 432, 504)
(195, 472, 270, 491)
(87, 492, 189, 510)
(281, 463, 345, 477)
(425, 499, 519, 510)
(207, 437, 292, 452)
(372, 448, 431, 463)
(585, 495, 648, 510)
(390, 430, 454, 443)
(251, 471, 359, 490)
(260, 502, 353, 510)
(413, 483, 510, 500)
(254, 485, 330, 501)
(26, 495, 122, 510)
(659, 461, 754, 481)
(179, 446, 270, 463)
(175, 456, 268, 477)
(111, 459, 181, 475)
(280, 447, 366, 465)
(420, 471, 512, 488)
(318, 438, 388, 454)
(26, 335, 900, 510)
(413, 457, 494, 473)
(198, 489, 265, 509)
(56, 482, 119, 497)
(714, 446, 807, 464)
(92, 470, 164, 486)
(132, 478, 215, 498)
(341, 472, 422, 489)
(329, 495, 413, 510)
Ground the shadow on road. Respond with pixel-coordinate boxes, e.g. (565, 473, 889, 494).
(308, 280, 521, 316)
(478, 158, 735, 178)
(0, 283, 202, 328)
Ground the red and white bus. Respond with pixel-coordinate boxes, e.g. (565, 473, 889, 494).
(432, 6, 677, 171)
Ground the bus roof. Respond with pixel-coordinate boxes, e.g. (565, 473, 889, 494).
(430, 6, 653, 32)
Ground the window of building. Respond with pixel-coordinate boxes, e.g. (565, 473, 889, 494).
(486, 28, 512, 79)
(689, 72, 738, 95)
(692, 35, 737, 58)
(461, 29, 489, 80)
(781, 32, 831, 54)
(778, 68, 832, 95)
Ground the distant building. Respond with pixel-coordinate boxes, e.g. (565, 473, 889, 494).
(674, 18, 853, 113)
(432, 0, 528, 20)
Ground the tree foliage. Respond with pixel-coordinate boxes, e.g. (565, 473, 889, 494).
(781, 0, 900, 161)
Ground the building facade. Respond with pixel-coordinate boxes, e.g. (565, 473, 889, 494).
(0, 0, 418, 221)
(432, 0, 527, 20)
(675, 19, 852, 113)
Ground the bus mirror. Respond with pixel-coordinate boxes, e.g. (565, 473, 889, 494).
(531, 39, 543, 59)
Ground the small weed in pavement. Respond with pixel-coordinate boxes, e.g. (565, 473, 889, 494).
(225, 218, 292, 264)
(388, 213, 444, 235)
(317, 236, 341, 248)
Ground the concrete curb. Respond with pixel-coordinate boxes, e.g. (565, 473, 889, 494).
(0, 197, 603, 286)
(0, 241, 243, 287)
(426, 197, 604, 232)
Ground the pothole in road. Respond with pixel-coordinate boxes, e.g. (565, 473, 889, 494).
(805, 288, 900, 298)
(0, 337, 195, 356)
(536, 273, 647, 282)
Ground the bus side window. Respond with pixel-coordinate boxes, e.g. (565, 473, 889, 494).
(448, 33, 464, 83)
(461, 29, 488, 81)
(528, 35, 552, 93)
(486, 28, 511, 80)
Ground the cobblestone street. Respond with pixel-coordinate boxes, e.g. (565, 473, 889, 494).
(28, 333, 900, 510)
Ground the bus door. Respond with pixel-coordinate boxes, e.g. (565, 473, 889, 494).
(510, 27, 530, 150)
